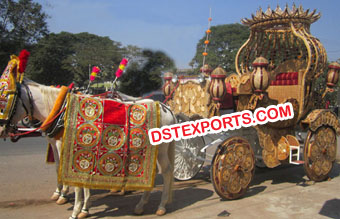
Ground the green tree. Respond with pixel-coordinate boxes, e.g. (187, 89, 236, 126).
(190, 23, 249, 73)
(25, 32, 75, 85)
(26, 32, 124, 87)
(119, 49, 175, 96)
(0, 0, 48, 67)
(63, 32, 123, 86)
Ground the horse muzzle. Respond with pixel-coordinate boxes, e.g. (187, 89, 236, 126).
(0, 125, 8, 138)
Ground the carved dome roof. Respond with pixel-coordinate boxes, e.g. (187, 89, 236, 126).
(241, 4, 321, 28)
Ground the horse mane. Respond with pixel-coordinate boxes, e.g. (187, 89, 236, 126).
(24, 78, 61, 112)
(117, 91, 142, 101)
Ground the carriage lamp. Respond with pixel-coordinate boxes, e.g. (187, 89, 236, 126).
(326, 62, 340, 88)
(322, 62, 340, 99)
(250, 57, 270, 93)
(163, 72, 174, 99)
(209, 67, 227, 103)
(247, 57, 270, 110)
(200, 64, 213, 76)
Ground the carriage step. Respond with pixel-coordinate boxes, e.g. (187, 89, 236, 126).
(289, 145, 303, 165)
(292, 160, 304, 165)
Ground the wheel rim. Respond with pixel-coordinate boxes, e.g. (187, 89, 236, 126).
(174, 136, 205, 180)
(211, 137, 255, 200)
(304, 126, 337, 182)
(174, 114, 206, 181)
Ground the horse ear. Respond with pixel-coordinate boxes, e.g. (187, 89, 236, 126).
(18, 49, 30, 73)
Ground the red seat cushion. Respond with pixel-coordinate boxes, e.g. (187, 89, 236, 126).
(271, 72, 298, 86)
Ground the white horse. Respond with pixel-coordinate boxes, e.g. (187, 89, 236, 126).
(0, 79, 70, 205)
(1, 79, 176, 218)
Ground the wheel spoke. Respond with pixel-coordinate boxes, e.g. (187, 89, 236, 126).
(211, 137, 255, 200)
(304, 127, 337, 182)
(174, 126, 205, 180)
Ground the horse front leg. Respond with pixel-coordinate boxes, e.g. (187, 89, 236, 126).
(56, 185, 69, 205)
(48, 138, 69, 205)
(69, 187, 83, 219)
(50, 184, 63, 201)
(46, 138, 64, 203)
(77, 188, 91, 219)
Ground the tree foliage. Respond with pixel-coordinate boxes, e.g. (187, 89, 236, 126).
(190, 23, 249, 73)
(62, 32, 123, 86)
(26, 32, 124, 87)
(0, 0, 48, 67)
(119, 49, 175, 96)
(25, 32, 75, 85)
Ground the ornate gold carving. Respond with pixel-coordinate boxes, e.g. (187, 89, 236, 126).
(241, 5, 321, 28)
(301, 110, 340, 135)
(277, 136, 289, 161)
(169, 80, 211, 118)
(225, 73, 240, 89)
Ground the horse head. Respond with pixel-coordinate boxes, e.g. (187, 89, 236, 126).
(0, 50, 33, 138)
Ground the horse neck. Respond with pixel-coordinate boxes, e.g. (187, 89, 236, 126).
(27, 83, 60, 123)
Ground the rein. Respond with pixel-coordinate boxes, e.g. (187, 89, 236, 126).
(8, 83, 68, 138)
(9, 106, 66, 137)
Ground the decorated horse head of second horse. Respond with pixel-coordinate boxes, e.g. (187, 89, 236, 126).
(0, 50, 30, 137)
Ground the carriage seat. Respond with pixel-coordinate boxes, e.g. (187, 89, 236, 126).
(267, 59, 306, 104)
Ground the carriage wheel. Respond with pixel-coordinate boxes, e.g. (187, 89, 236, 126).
(304, 126, 337, 182)
(211, 136, 255, 200)
(174, 114, 206, 181)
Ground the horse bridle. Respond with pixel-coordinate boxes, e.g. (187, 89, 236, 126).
(1, 81, 34, 136)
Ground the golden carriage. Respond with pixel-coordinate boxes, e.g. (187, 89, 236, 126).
(163, 5, 340, 199)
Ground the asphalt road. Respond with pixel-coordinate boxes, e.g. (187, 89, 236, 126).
(0, 137, 340, 219)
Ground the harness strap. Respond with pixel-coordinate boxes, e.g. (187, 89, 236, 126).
(21, 81, 34, 121)
(18, 82, 33, 123)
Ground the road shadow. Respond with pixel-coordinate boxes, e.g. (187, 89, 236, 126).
(80, 187, 213, 218)
(329, 162, 340, 178)
(64, 174, 213, 218)
(251, 164, 306, 186)
(319, 198, 340, 218)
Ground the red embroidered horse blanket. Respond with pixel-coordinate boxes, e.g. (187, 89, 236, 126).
(58, 94, 160, 190)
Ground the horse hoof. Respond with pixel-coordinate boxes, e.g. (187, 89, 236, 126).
(118, 190, 125, 196)
(156, 208, 166, 216)
(77, 211, 89, 219)
(110, 189, 119, 193)
(134, 208, 144, 215)
(56, 196, 68, 205)
(50, 193, 60, 201)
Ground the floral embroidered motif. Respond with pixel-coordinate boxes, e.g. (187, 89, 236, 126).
(59, 94, 159, 191)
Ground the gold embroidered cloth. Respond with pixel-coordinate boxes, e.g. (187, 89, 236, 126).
(59, 94, 159, 190)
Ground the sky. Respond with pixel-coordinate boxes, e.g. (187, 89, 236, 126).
(35, 0, 340, 69)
